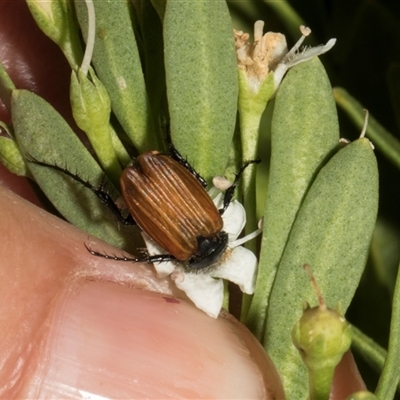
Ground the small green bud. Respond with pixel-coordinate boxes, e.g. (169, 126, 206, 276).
(0, 123, 27, 176)
(292, 302, 352, 371)
(26, 0, 83, 68)
(70, 67, 111, 135)
(70, 67, 122, 184)
(292, 264, 352, 400)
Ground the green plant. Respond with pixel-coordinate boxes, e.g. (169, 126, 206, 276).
(1, 0, 399, 398)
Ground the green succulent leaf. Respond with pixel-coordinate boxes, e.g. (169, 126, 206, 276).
(247, 58, 339, 338)
(74, 0, 159, 152)
(265, 137, 379, 398)
(11, 89, 139, 252)
(164, 0, 238, 181)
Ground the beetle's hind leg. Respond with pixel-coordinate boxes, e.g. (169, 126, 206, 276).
(27, 157, 135, 226)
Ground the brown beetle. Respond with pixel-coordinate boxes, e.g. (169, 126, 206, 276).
(120, 151, 229, 269)
(30, 146, 258, 270)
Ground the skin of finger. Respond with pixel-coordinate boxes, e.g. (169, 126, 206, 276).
(0, 0, 73, 125)
(0, 163, 42, 207)
(0, 186, 285, 399)
(330, 351, 367, 399)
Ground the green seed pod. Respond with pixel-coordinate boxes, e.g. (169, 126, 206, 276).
(265, 136, 378, 398)
(292, 304, 352, 400)
(292, 286, 352, 400)
(292, 303, 352, 370)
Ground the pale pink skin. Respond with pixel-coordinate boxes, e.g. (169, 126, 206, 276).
(0, 185, 285, 399)
(0, 1, 366, 398)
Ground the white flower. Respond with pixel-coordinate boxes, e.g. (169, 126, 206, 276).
(234, 22, 336, 95)
(142, 193, 260, 318)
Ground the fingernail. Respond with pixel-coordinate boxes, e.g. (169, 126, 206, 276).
(20, 280, 268, 399)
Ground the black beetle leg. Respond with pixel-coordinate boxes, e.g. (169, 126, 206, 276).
(163, 124, 207, 188)
(28, 157, 135, 226)
(219, 158, 261, 215)
(85, 243, 176, 263)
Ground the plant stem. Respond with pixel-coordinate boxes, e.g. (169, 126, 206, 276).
(375, 262, 400, 398)
(334, 87, 400, 171)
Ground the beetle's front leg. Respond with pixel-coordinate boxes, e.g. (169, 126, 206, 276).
(219, 158, 261, 215)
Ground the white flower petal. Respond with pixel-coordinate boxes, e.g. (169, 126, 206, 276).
(174, 272, 224, 318)
(273, 38, 336, 89)
(285, 38, 336, 69)
(222, 200, 246, 241)
(211, 193, 246, 241)
(141, 232, 175, 278)
(211, 247, 257, 294)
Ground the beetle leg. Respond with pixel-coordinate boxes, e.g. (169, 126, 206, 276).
(28, 157, 135, 226)
(163, 125, 207, 188)
(85, 243, 176, 263)
(219, 158, 261, 215)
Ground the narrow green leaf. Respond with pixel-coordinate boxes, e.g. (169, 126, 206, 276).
(246, 58, 339, 338)
(11, 89, 139, 252)
(375, 259, 400, 399)
(387, 63, 400, 132)
(74, 0, 159, 152)
(334, 87, 400, 171)
(164, 0, 238, 181)
(265, 138, 378, 398)
(351, 325, 386, 374)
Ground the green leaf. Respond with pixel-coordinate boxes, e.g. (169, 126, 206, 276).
(375, 258, 400, 399)
(164, 0, 238, 181)
(246, 58, 339, 338)
(265, 138, 378, 398)
(74, 0, 159, 152)
(11, 89, 139, 252)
